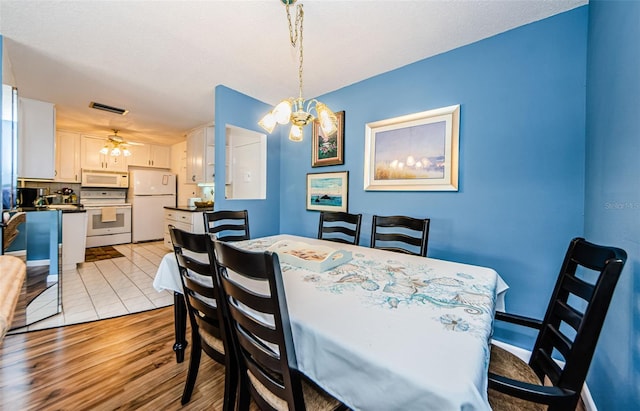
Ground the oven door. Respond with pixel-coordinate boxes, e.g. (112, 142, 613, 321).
(86, 206, 132, 236)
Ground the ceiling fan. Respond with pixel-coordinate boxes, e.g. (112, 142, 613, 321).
(100, 130, 144, 157)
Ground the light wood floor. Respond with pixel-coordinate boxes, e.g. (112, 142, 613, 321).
(0, 306, 238, 410)
(1, 306, 587, 410)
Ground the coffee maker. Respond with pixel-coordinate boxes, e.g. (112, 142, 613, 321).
(17, 187, 40, 208)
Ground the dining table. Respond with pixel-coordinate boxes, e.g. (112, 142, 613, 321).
(154, 234, 509, 411)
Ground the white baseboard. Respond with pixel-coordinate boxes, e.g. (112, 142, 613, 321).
(490, 339, 597, 411)
(3, 249, 26, 258)
(26, 259, 50, 267)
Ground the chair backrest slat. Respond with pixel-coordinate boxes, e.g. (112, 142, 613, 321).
(534, 347, 562, 383)
(318, 211, 362, 245)
(370, 215, 430, 257)
(561, 274, 594, 302)
(204, 210, 250, 242)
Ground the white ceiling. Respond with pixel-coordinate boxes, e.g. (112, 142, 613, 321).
(0, 0, 587, 146)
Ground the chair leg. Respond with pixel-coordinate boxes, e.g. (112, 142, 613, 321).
(223, 361, 238, 411)
(236, 372, 251, 411)
(173, 292, 188, 363)
(181, 334, 202, 405)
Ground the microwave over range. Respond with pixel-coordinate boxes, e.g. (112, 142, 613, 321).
(81, 170, 129, 188)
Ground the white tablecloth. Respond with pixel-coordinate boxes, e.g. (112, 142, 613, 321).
(154, 234, 509, 411)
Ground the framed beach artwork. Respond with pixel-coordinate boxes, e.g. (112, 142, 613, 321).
(306, 171, 349, 212)
(312, 111, 345, 167)
(364, 105, 460, 191)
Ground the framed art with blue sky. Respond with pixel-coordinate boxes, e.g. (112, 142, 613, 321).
(306, 171, 349, 212)
(364, 105, 459, 191)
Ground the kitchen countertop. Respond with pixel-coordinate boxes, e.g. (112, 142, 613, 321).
(17, 205, 86, 213)
(164, 205, 214, 213)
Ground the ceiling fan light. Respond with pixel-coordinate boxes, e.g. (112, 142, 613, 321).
(258, 112, 277, 133)
(99, 145, 109, 155)
(289, 124, 303, 142)
(110, 146, 121, 157)
(122, 147, 132, 157)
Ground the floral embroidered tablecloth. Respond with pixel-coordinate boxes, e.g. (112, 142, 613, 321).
(229, 234, 507, 411)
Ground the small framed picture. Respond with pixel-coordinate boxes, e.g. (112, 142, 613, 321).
(312, 111, 345, 167)
(364, 105, 460, 191)
(306, 171, 349, 212)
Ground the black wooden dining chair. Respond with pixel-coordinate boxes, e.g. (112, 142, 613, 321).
(169, 226, 237, 410)
(212, 240, 347, 411)
(317, 211, 362, 245)
(203, 210, 250, 242)
(488, 237, 627, 411)
(370, 215, 430, 257)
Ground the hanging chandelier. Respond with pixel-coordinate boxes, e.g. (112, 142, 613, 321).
(258, 0, 338, 142)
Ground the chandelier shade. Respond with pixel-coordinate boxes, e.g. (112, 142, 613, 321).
(258, 0, 338, 142)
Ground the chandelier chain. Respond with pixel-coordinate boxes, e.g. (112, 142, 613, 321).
(286, 3, 305, 99)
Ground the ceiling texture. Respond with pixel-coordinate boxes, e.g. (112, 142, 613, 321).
(0, 0, 586, 146)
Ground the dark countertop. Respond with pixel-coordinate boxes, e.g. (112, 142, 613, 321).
(17, 205, 86, 213)
(164, 205, 214, 213)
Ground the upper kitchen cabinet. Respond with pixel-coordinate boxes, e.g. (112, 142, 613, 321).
(185, 125, 214, 184)
(18, 97, 56, 179)
(127, 144, 171, 169)
(55, 131, 81, 182)
(81, 135, 128, 172)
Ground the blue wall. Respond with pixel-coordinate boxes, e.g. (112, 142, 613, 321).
(214, 85, 281, 239)
(216, 4, 639, 408)
(584, 0, 640, 408)
(280, 8, 589, 330)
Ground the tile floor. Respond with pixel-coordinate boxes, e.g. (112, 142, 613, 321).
(9, 241, 174, 334)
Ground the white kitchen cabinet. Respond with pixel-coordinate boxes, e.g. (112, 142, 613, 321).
(150, 145, 171, 168)
(18, 97, 56, 179)
(185, 125, 214, 184)
(185, 127, 204, 184)
(55, 131, 81, 182)
(81, 135, 128, 171)
(126, 144, 150, 167)
(128, 144, 171, 168)
(62, 211, 88, 270)
(163, 208, 204, 250)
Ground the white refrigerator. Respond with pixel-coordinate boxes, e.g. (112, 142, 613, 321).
(129, 168, 176, 242)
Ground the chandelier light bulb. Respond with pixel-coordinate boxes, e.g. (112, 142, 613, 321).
(258, 112, 277, 133)
(321, 118, 337, 136)
(110, 146, 121, 157)
(273, 100, 292, 124)
(123, 147, 132, 157)
(289, 124, 303, 142)
(99, 145, 109, 155)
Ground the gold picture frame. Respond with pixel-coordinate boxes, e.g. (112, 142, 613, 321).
(364, 105, 460, 191)
(312, 111, 345, 167)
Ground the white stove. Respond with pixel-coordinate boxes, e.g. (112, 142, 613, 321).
(80, 190, 132, 247)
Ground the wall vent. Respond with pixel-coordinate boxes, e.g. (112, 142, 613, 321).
(89, 101, 129, 115)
